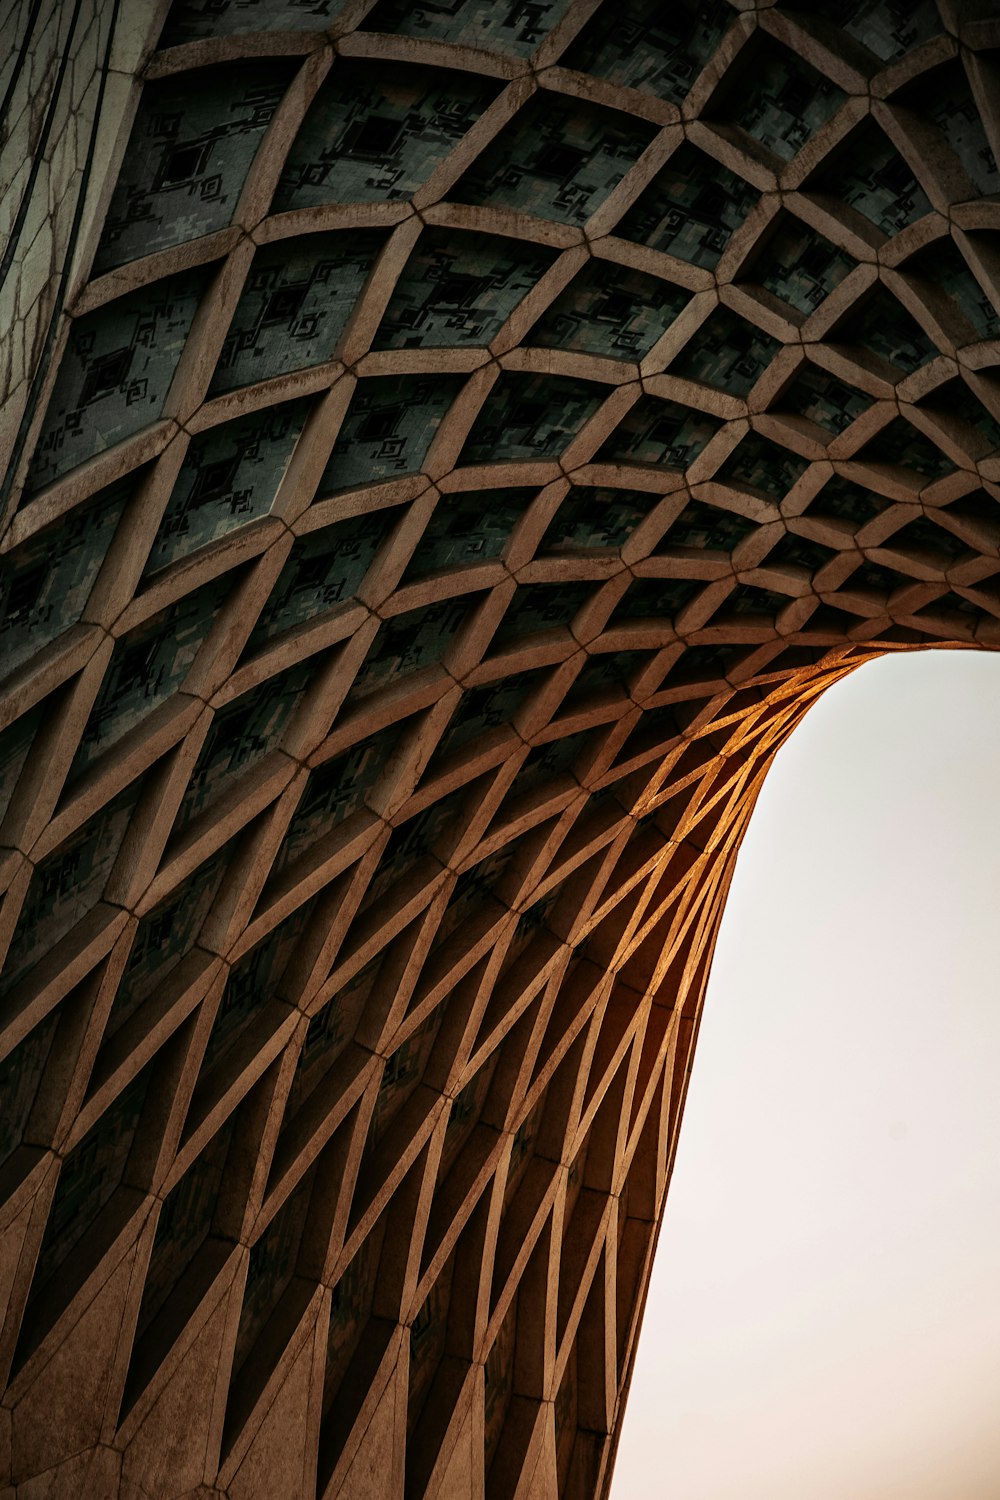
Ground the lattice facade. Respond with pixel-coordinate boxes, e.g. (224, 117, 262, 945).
(2, 1, 1000, 1496)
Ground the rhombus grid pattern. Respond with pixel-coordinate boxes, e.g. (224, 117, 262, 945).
(2, 0, 1000, 1496)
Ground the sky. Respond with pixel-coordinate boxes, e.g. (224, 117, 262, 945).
(610, 649, 1000, 1500)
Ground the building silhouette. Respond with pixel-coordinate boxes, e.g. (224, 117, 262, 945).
(1, 0, 999, 1495)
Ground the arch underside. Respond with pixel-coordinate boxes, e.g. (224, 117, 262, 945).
(1, 0, 999, 1494)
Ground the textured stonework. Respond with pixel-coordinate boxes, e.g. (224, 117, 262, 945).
(1, 2, 1000, 1496)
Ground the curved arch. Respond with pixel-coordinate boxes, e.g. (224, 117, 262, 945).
(613, 650, 1000, 1500)
(0, 3, 999, 1497)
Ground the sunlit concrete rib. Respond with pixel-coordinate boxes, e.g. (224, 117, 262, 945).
(1, 1, 999, 1495)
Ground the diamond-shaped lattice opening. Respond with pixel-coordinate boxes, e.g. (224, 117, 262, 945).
(515, 729, 596, 795)
(492, 582, 594, 651)
(565, 649, 645, 705)
(484, 1293, 518, 1480)
(145, 400, 310, 574)
(605, 698, 684, 776)
(615, 141, 760, 270)
(453, 95, 658, 228)
(322, 376, 463, 492)
(0, 701, 45, 831)
(707, 34, 846, 163)
(910, 588, 988, 627)
(598, 397, 722, 471)
(797, 602, 869, 635)
(554, 1347, 579, 1492)
(541, 487, 659, 552)
(0, 477, 130, 677)
(269, 734, 394, 879)
(193, 923, 304, 1097)
(173, 663, 313, 834)
(610, 577, 702, 625)
(321, 1225, 386, 1442)
(27, 270, 208, 493)
(0, 1005, 59, 1171)
(934, 489, 1000, 552)
(94, 66, 295, 273)
(563, 0, 732, 103)
(374, 230, 557, 350)
(660, 500, 757, 553)
(69, 571, 234, 779)
(831, 287, 937, 377)
(903, 238, 1000, 342)
(528, 261, 690, 361)
(917, 377, 1000, 458)
(368, 1011, 444, 1144)
(229, 1168, 316, 1392)
(760, 643, 831, 679)
(406, 1249, 457, 1448)
(15, 1062, 155, 1368)
(716, 582, 793, 623)
(794, 0, 941, 62)
(274, 63, 502, 211)
(802, 474, 893, 528)
(245, 507, 402, 651)
(347, 600, 469, 703)
(103, 849, 230, 1045)
(743, 214, 856, 317)
(127, 1112, 239, 1398)
(354, 808, 455, 925)
(902, 62, 1000, 198)
(440, 848, 519, 943)
(431, 669, 547, 762)
(857, 418, 956, 481)
(668, 642, 748, 689)
(282, 977, 375, 1134)
(806, 119, 932, 237)
(406, 488, 534, 578)
(775, 365, 872, 435)
(839, 558, 916, 601)
(716, 432, 810, 501)
(670, 308, 781, 398)
(0, 778, 138, 998)
(763, 532, 840, 577)
(461, 375, 607, 464)
(883, 513, 973, 567)
(212, 233, 383, 392)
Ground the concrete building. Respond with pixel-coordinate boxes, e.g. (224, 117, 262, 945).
(1, 0, 999, 1495)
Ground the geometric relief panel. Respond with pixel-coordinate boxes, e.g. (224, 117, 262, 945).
(145, 400, 310, 572)
(27, 273, 208, 491)
(93, 66, 297, 271)
(7, 7, 1000, 1500)
(274, 64, 503, 209)
(212, 234, 384, 392)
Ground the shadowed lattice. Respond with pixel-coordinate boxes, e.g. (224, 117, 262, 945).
(2, 2, 1000, 1498)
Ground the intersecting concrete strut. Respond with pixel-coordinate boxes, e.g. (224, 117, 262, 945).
(2, 1, 999, 1495)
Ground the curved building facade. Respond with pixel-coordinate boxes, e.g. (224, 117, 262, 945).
(1, 1, 999, 1495)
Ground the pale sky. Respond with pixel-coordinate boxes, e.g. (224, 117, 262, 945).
(611, 649, 1000, 1500)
